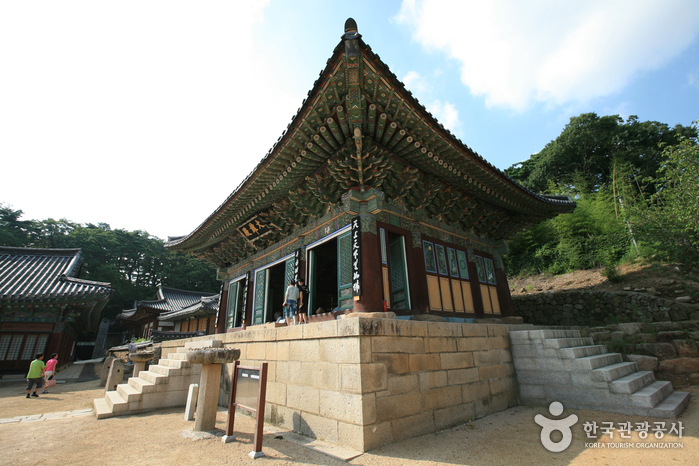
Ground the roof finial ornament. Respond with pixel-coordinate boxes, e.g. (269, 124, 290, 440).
(343, 18, 359, 40)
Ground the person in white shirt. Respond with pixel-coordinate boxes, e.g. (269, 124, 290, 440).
(283, 280, 300, 325)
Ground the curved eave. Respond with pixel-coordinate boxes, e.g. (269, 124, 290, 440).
(357, 41, 576, 212)
(166, 41, 347, 253)
(166, 31, 575, 256)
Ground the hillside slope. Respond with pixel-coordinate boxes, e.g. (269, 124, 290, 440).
(508, 262, 699, 304)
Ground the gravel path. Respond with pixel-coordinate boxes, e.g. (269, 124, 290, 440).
(1, 366, 697, 465)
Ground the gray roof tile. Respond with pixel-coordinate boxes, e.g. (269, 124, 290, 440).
(0, 247, 113, 301)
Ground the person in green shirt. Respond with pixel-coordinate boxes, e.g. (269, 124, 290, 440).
(25, 353, 45, 398)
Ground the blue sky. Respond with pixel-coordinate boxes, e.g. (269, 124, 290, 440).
(1, 1, 698, 240)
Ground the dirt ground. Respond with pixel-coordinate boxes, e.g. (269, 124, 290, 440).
(1, 363, 698, 466)
(509, 262, 699, 303)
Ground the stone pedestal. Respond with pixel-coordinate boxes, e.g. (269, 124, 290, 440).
(104, 359, 124, 393)
(186, 347, 240, 432)
(100, 356, 115, 387)
(129, 351, 154, 378)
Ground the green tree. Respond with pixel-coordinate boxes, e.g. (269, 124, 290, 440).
(505, 189, 631, 276)
(632, 127, 699, 265)
(505, 113, 696, 196)
(0, 208, 220, 319)
(0, 204, 32, 246)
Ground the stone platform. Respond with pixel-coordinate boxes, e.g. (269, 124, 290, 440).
(159, 317, 521, 452)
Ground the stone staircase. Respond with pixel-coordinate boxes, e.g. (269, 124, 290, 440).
(510, 329, 690, 418)
(93, 340, 220, 419)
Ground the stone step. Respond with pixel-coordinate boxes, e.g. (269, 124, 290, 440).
(139, 370, 168, 385)
(650, 391, 691, 419)
(168, 352, 188, 360)
(575, 353, 623, 370)
(149, 365, 182, 376)
(558, 345, 607, 359)
(609, 371, 655, 394)
(184, 339, 222, 349)
(529, 329, 582, 340)
(117, 383, 142, 403)
(543, 337, 594, 349)
(590, 362, 637, 382)
(159, 358, 190, 368)
(630, 381, 674, 409)
(93, 397, 113, 419)
(105, 390, 128, 413)
(128, 376, 157, 394)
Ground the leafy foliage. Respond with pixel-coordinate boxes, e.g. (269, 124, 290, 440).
(0, 207, 219, 318)
(506, 113, 696, 195)
(505, 189, 631, 276)
(631, 129, 699, 266)
(505, 114, 698, 276)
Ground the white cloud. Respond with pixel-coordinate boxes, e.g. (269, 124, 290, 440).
(402, 71, 462, 135)
(428, 100, 461, 133)
(396, 0, 699, 111)
(403, 70, 433, 95)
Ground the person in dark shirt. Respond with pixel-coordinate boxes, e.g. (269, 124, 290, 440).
(297, 278, 310, 324)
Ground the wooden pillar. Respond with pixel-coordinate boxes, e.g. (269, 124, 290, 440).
(352, 218, 383, 313)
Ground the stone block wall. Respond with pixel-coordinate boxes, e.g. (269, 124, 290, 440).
(161, 317, 519, 452)
(514, 290, 699, 326)
(579, 321, 699, 387)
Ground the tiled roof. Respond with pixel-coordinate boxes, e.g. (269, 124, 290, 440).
(118, 286, 218, 321)
(158, 294, 220, 321)
(0, 247, 113, 301)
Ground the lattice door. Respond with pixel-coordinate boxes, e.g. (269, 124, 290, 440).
(337, 231, 354, 311)
(227, 281, 239, 329)
(252, 269, 267, 325)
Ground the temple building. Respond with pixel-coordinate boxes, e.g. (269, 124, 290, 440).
(166, 19, 575, 332)
(0, 247, 114, 371)
(117, 286, 220, 340)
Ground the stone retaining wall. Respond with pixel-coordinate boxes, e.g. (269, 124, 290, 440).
(161, 317, 519, 452)
(514, 290, 699, 327)
(579, 321, 699, 387)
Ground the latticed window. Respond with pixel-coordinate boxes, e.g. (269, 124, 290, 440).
(0, 335, 11, 360)
(423, 240, 476, 313)
(21, 335, 37, 360)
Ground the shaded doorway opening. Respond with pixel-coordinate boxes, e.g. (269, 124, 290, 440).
(265, 261, 287, 323)
(309, 237, 338, 315)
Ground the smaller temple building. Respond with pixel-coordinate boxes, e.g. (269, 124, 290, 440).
(117, 286, 219, 340)
(0, 247, 114, 371)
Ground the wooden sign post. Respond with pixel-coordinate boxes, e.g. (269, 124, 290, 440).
(222, 361, 269, 459)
